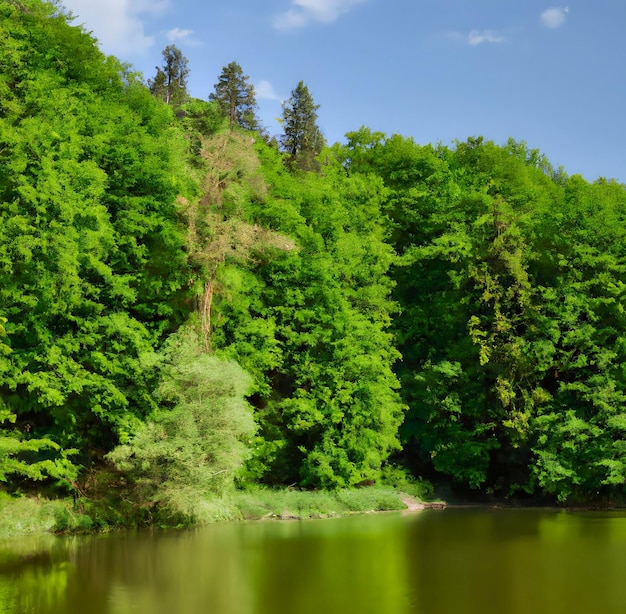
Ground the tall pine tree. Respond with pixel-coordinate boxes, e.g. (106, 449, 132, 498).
(281, 81, 325, 171)
(209, 61, 258, 131)
(149, 44, 190, 106)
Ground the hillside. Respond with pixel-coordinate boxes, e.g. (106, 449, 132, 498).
(3, 1, 626, 525)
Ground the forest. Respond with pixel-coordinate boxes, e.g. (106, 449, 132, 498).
(2, 0, 626, 527)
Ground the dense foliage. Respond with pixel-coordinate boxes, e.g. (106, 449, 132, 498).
(342, 130, 626, 502)
(106, 324, 256, 522)
(0, 0, 193, 490)
(2, 0, 626, 516)
(205, 135, 405, 488)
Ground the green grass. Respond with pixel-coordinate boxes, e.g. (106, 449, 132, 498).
(0, 492, 92, 538)
(0, 477, 437, 536)
(226, 485, 421, 520)
(229, 488, 344, 519)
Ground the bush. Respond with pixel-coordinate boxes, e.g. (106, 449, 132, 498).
(380, 465, 435, 500)
(107, 326, 256, 524)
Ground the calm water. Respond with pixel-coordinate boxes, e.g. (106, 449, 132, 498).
(2, 507, 626, 614)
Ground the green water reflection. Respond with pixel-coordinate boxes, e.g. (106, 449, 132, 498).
(2, 508, 626, 614)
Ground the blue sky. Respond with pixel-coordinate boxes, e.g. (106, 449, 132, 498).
(60, 0, 626, 183)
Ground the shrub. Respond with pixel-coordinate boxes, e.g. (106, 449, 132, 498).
(107, 326, 256, 523)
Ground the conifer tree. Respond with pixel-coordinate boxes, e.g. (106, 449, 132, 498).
(149, 44, 189, 106)
(281, 81, 325, 171)
(209, 61, 258, 131)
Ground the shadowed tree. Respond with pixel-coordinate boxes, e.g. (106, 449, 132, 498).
(209, 61, 258, 131)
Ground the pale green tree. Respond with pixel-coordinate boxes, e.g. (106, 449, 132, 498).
(107, 326, 256, 521)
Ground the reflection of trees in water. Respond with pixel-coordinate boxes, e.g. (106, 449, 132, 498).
(71, 529, 256, 614)
(0, 560, 71, 613)
(4, 512, 626, 614)
(406, 509, 626, 614)
(0, 517, 410, 614)
(0, 536, 74, 613)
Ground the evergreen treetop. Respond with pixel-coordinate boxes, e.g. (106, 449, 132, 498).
(149, 44, 190, 107)
(209, 61, 259, 131)
(280, 81, 325, 171)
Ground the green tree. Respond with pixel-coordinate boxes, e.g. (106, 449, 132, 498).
(527, 174, 626, 502)
(0, 0, 193, 486)
(0, 316, 78, 486)
(343, 130, 626, 503)
(149, 44, 190, 106)
(107, 325, 256, 523)
(280, 81, 325, 171)
(209, 140, 405, 488)
(340, 131, 556, 492)
(209, 61, 258, 131)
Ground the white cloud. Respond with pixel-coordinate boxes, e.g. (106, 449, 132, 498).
(468, 29, 505, 46)
(167, 28, 194, 42)
(442, 29, 506, 46)
(61, 0, 169, 56)
(273, 0, 366, 30)
(540, 7, 569, 29)
(255, 80, 283, 102)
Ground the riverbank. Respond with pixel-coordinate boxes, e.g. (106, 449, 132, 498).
(0, 483, 443, 538)
(229, 486, 444, 521)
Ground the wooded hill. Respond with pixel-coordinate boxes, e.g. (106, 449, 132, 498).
(2, 0, 626, 518)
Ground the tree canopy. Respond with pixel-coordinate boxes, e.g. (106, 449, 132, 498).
(341, 129, 626, 502)
(0, 0, 192, 486)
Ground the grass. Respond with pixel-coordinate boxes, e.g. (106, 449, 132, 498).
(225, 483, 434, 521)
(0, 474, 438, 536)
(230, 488, 349, 519)
(0, 492, 92, 538)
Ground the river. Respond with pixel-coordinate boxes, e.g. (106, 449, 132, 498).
(1, 507, 626, 613)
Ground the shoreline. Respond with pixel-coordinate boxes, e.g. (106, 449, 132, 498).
(5, 487, 625, 539)
(0, 486, 443, 538)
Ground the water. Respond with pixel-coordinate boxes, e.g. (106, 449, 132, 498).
(2, 507, 626, 614)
